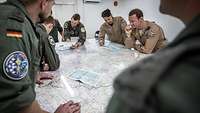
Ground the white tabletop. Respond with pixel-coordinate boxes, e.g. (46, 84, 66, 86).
(36, 38, 147, 113)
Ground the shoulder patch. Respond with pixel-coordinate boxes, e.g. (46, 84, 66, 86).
(3, 51, 29, 80)
(48, 35, 55, 46)
(64, 21, 69, 28)
(81, 27, 86, 32)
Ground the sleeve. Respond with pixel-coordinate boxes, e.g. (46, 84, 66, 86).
(156, 56, 200, 113)
(63, 21, 71, 39)
(106, 93, 137, 113)
(0, 14, 35, 112)
(98, 24, 106, 45)
(42, 35, 60, 71)
(141, 25, 160, 54)
(77, 25, 86, 45)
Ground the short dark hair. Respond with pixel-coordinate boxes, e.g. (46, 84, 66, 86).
(72, 14, 80, 20)
(129, 8, 143, 19)
(101, 9, 112, 18)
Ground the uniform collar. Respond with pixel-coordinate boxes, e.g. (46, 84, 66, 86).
(7, 0, 36, 26)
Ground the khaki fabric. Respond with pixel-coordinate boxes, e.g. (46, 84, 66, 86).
(99, 16, 127, 45)
(125, 21, 167, 53)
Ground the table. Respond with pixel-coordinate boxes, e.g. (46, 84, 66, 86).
(36, 39, 147, 113)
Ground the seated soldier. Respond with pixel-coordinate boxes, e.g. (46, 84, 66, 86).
(36, 16, 60, 84)
(63, 13, 86, 49)
(37, 16, 60, 71)
(125, 9, 167, 54)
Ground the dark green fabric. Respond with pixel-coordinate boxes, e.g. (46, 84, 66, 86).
(36, 24, 60, 71)
(0, 0, 40, 112)
(49, 19, 63, 42)
(106, 15, 200, 113)
(63, 21, 86, 45)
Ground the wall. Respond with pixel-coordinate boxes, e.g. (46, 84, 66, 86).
(0, 0, 185, 42)
(81, 0, 185, 41)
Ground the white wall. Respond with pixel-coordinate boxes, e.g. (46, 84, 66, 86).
(0, 0, 6, 2)
(81, 0, 185, 42)
(0, 0, 185, 42)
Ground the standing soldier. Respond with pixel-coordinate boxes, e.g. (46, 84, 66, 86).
(125, 8, 167, 54)
(0, 0, 80, 113)
(99, 9, 127, 46)
(63, 13, 86, 49)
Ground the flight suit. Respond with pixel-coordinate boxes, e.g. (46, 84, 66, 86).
(125, 21, 166, 54)
(49, 19, 63, 43)
(63, 21, 86, 45)
(36, 24, 60, 71)
(0, 0, 40, 113)
(106, 15, 200, 113)
(99, 16, 127, 45)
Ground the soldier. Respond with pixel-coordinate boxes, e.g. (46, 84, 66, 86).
(37, 16, 60, 71)
(99, 9, 127, 46)
(36, 16, 60, 84)
(125, 8, 167, 54)
(106, 0, 200, 113)
(63, 13, 86, 49)
(0, 0, 80, 113)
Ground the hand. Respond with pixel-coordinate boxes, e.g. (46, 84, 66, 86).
(54, 101, 81, 113)
(36, 71, 54, 85)
(44, 23, 54, 34)
(125, 25, 132, 38)
(70, 42, 81, 49)
(99, 40, 104, 46)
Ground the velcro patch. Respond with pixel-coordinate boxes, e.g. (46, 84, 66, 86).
(81, 27, 86, 32)
(6, 30, 22, 39)
(3, 51, 29, 80)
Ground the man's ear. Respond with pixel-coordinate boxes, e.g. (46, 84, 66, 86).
(40, 0, 48, 11)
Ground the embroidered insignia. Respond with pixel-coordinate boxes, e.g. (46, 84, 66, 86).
(81, 27, 86, 32)
(48, 36, 55, 46)
(3, 51, 29, 80)
(6, 31, 22, 39)
(64, 22, 68, 28)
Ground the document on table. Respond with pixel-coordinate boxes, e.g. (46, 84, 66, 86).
(67, 69, 100, 87)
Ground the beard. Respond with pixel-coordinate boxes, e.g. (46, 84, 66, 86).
(38, 12, 50, 23)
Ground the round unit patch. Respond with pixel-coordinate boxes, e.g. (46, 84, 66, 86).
(3, 51, 29, 80)
(48, 36, 55, 46)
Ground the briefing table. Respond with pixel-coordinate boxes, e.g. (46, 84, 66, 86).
(36, 38, 148, 113)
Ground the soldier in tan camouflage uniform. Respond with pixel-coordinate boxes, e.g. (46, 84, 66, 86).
(125, 9, 167, 54)
(99, 9, 127, 46)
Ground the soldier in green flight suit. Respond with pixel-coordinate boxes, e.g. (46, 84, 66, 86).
(106, 0, 200, 113)
(36, 16, 60, 71)
(63, 13, 86, 49)
(0, 0, 80, 113)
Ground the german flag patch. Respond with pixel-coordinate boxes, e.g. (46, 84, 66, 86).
(6, 30, 22, 39)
